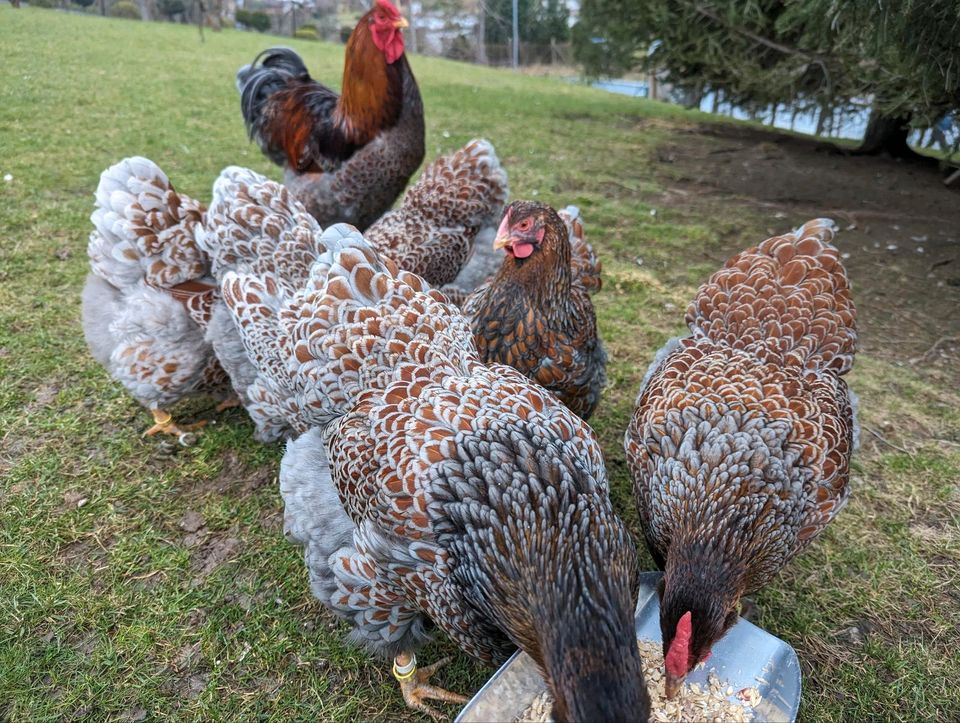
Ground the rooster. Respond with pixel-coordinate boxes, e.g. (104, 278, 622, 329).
(222, 230, 650, 721)
(462, 201, 606, 420)
(237, 0, 424, 230)
(624, 219, 858, 698)
(81, 157, 229, 441)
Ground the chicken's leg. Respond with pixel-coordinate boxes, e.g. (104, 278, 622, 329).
(144, 409, 207, 443)
(215, 396, 242, 413)
(393, 653, 468, 721)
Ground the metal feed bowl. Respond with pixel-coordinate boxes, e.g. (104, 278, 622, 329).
(456, 572, 801, 722)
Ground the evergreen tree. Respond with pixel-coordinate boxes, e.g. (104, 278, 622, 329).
(573, 0, 960, 157)
(485, 0, 569, 45)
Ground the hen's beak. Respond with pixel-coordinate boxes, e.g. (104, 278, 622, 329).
(394, 16, 409, 28)
(493, 213, 513, 250)
(664, 673, 683, 700)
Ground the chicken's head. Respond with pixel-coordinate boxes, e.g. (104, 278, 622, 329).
(367, 0, 408, 64)
(493, 200, 566, 262)
(658, 576, 740, 699)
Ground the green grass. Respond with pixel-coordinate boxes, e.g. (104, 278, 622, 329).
(2, 7, 959, 722)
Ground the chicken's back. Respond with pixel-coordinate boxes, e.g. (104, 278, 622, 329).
(628, 218, 858, 587)
(687, 218, 856, 374)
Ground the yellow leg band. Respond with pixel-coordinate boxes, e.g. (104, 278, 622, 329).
(393, 654, 417, 682)
(152, 409, 173, 426)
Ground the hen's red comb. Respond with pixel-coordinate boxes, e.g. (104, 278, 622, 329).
(665, 611, 692, 677)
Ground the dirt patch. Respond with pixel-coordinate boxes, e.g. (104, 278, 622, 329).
(190, 534, 241, 582)
(166, 671, 210, 702)
(61, 490, 90, 512)
(172, 641, 203, 673)
(651, 123, 960, 385)
(182, 449, 275, 500)
(179, 510, 205, 533)
(57, 537, 109, 573)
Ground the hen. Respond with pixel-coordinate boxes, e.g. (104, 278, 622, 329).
(237, 0, 424, 230)
(81, 157, 228, 441)
(222, 231, 650, 721)
(462, 201, 606, 420)
(624, 219, 858, 697)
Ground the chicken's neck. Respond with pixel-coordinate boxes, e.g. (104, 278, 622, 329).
(537, 599, 649, 722)
(493, 238, 573, 316)
(496, 502, 648, 721)
(662, 536, 747, 644)
(337, 29, 409, 141)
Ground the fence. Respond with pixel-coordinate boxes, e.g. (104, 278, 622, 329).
(482, 41, 573, 67)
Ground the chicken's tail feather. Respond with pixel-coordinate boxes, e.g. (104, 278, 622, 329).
(687, 218, 857, 374)
(363, 139, 509, 287)
(87, 156, 208, 291)
(200, 165, 323, 287)
(284, 230, 479, 421)
(558, 205, 602, 295)
(404, 138, 509, 230)
(237, 47, 338, 169)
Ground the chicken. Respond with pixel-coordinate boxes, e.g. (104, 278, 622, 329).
(200, 140, 504, 440)
(221, 230, 650, 721)
(624, 219, 858, 698)
(197, 166, 328, 442)
(364, 138, 508, 288)
(462, 201, 606, 420)
(81, 157, 229, 441)
(442, 203, 596, 306)
(237, 0, 424, 230)
(83, 140, 505, 443)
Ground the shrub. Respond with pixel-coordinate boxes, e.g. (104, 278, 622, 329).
(29, 0, 58, 8)
(293, 24, 318, 40)
(109, 0, 140, 18)
(236, 9, 270, 32)
(156, 0, 184, 19)
(73, 0, 95, 7)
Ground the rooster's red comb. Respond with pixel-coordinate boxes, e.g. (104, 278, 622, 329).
(665, 610, 692, 678)
(375, 0, 401, 15)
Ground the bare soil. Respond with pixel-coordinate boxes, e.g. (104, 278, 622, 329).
(652, 123, 960, 385)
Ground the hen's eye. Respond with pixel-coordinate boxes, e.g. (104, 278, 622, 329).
(516, 219, 532, 231)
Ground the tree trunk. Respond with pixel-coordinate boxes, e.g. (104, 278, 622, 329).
(683, 81, 704, 109)
(856, 112, 915, 158)
(815, 104, 828, 136)
(476, 5, 488, 64)
(407, 1, 418, 54)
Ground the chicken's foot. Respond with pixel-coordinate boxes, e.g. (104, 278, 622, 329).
(144, 409, 207, 445)
(393, 653, 468, 721)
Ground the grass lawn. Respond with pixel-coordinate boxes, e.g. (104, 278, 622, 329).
(2, 6, 959, 722)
